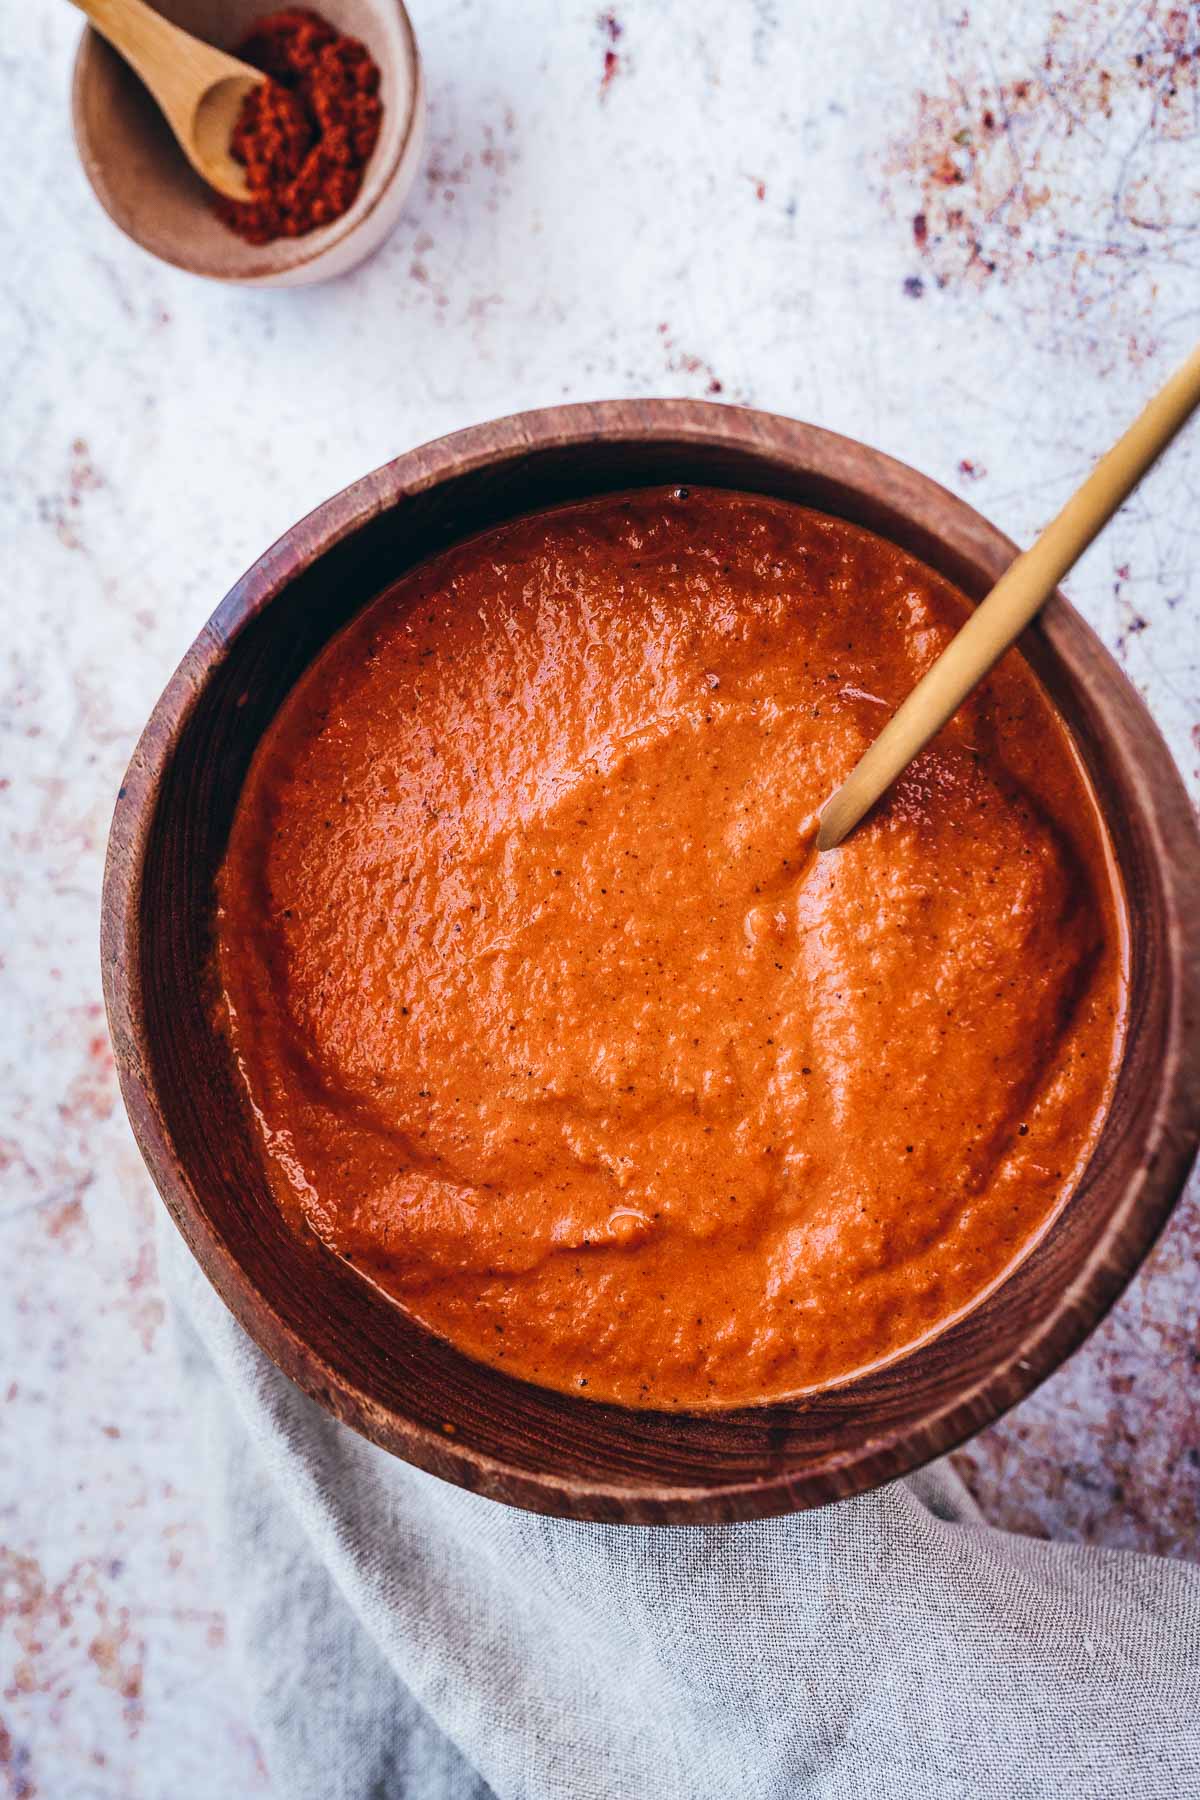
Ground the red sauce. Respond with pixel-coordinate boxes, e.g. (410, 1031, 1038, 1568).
(216, 488, 1126, 1409)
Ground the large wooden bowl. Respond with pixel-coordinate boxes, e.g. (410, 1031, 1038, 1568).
(101, 402, 1200, 1524)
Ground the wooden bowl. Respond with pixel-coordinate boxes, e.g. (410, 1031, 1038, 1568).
(101, 401, 1200, 1524)
(72, 0, 424, 286)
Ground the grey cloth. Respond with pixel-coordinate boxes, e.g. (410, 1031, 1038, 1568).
(164, 1224, 1200, 1800)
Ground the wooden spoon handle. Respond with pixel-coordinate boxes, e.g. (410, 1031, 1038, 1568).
(817, 341, 1200, 852)
(68, 0, 253, 132)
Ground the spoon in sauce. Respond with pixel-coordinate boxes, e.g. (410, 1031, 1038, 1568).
(817, 341, 1200, 851)
(68, 0, 264, 203)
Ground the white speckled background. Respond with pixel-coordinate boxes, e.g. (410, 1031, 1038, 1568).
(2, 0, 1197, 1791)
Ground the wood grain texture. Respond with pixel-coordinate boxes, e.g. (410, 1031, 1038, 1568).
(100, 400, 1200, 1524)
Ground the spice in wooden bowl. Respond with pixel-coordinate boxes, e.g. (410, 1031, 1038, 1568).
(215, 8, 383, 244)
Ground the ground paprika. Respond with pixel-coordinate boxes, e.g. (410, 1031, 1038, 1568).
(215, 9, 383, 246)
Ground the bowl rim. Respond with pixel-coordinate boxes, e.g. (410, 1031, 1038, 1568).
(101, 399, 1200, 1521)
(70, 0, 424, 284)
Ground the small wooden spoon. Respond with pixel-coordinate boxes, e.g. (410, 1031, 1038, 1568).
(69, 0, 264, 203)
(817, 341, 1200, 851)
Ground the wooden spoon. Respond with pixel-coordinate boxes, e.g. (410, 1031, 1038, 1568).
(69, 0, 264, 203)
(817, 341, 1200, 851)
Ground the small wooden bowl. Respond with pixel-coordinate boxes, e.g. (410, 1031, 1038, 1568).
(72, 0, 424, 286)
(102, 402, 1200, 1524)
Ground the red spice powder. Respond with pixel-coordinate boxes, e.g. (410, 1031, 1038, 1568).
(215, 8, 383, 246)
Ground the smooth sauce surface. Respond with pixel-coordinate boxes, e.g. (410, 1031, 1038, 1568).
(216, 488, 1126, 1409)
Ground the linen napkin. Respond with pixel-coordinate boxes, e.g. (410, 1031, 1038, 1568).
(162, 1222, 1200, 1800)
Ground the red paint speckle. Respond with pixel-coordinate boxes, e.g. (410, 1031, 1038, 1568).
(40, 440, 105, 551)
(0, 1717, 36, 1799)
(885, 0, 1200, 344)
(656, 324, 727, 397)
(0, 1551, 144, 1739)
(598, 11, 624, 93)
(45, 1196, 86, 1240)
(122, 1242, 165, 1350)
(127, 1242, 155, 1293)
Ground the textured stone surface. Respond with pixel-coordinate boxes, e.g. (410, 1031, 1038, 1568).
(2, 0, 1196, 1791)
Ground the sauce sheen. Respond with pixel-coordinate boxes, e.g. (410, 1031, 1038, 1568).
(216, 488, 1126, 1409)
